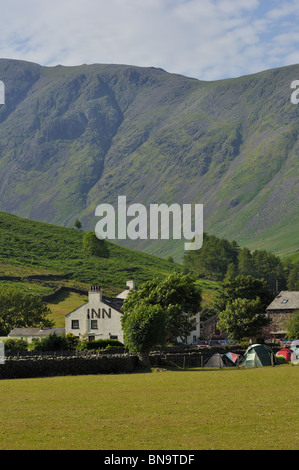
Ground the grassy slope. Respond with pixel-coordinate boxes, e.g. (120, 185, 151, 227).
(286, 251, 299, 267)
(0, 210, 182, 291)
(0, 366, 297, 450)
(0, 211, 218, 323)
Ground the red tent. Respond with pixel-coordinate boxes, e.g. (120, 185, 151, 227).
(276, 348, 292, 362)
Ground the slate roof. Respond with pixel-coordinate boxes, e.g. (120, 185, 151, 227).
(266, 291, 299, 311)
(8, 327, 65, 337)
(102, 296, 124, 313)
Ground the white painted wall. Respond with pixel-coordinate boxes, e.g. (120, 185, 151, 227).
(65, 287, 124, 342)
(177, 313, 201, 345)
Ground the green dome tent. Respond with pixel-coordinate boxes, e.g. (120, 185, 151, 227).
(239, 344, 276, 367)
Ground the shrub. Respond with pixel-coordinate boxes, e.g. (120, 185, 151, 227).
(3, 338, 29, 353)
(82, 231, 109, 258)
(30, 333, 68, 351)
(78, 338, 124, 350)
(65, 333, 80, 350)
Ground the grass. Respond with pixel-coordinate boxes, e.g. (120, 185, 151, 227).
(0, 211, 221, 322)
(46, 291, 88, 326)
(0, 210, 183, 292)
(0, 365, 298, 450)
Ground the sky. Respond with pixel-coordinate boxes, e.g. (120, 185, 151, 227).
(1, 0, 299, 81)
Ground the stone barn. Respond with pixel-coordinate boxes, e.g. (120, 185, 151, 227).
(263, 291, 299, 339)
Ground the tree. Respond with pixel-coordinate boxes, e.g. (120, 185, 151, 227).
(82, 231, 109, 258)
(74, 219, 82, 230)
(182, 232, 289, 288)
(284, 310, 299, 339)
(217, 297, 271, 342)
(213, 275, 274, 315)
(183, 233, 239, 281)
(212, 275, 274, 341)
(121, 302, 166, 368)
(225, 262, 238, 279)
(238, 247, 255, 277)
(0, 287, 53, 336)
(287, 267, 299, 290)
(121, 273, 202, 367)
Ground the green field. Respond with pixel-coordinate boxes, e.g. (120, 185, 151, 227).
(46, 290, 88, 326)
(0, 365, 298, 450)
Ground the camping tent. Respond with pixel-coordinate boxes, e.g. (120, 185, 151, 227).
(276, 348, 292, 363)
(238, 344, 276, 367)
(291, 351, 299, 365)
(204, 353, 236, 368)
(224, 352, 240, 364)
(290, 340, 299, 353)
(290, 341, 299, 363)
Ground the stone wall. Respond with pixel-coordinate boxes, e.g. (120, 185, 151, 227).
(41, 285, 87, 302)
(0, 353, 139, 379)
(149, 346, 245, 368)
(262, 310, 292, 337)
(0, 345, 281, 379)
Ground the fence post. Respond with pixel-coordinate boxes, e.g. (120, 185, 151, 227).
(271, 353, 275, 367)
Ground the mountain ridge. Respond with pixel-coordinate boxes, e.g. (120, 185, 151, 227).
(0, 59, 298, 260)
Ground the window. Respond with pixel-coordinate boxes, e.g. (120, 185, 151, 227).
(214, 326, 221, 336)
(91, 320, 98, 329)
(110, 335, 118, 340)
(72, 320, 79, 329)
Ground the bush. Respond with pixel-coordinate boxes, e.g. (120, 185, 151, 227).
(82, 231, 109, 258)
(78, 338, 124, 350)
(3, 338, 29, 353)
(65, 333, 80, 350)
(30, 333, 68, 351)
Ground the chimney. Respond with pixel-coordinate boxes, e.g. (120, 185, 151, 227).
(89, 285, 102, 302)
(126, 280, 136, 290)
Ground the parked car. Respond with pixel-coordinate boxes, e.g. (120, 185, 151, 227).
(191, 340, 208, 346)
(207, 340, 226, 346)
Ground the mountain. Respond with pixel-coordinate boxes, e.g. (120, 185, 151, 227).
(0, 59, 298, 260)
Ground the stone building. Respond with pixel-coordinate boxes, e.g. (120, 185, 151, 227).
(263, 290, 299, 339)
(7, 326, 65, 343)
(200, 315, 227, 342)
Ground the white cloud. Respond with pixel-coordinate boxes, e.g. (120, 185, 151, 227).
(0, 0, 299, 80)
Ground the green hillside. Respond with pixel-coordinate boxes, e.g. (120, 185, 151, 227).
(0, 211, 182, 297)
(285, 251, 299, 268)
(0, 211, 220, 326)
(0, 59, 298, 261)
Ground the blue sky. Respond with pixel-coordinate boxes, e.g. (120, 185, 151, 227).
(1, 0, 299, 80)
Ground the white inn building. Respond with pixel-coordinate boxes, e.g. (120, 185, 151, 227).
(66, 280, 200, 345)
(6, 280, 201, 346)
(65, 282, 137, 342)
